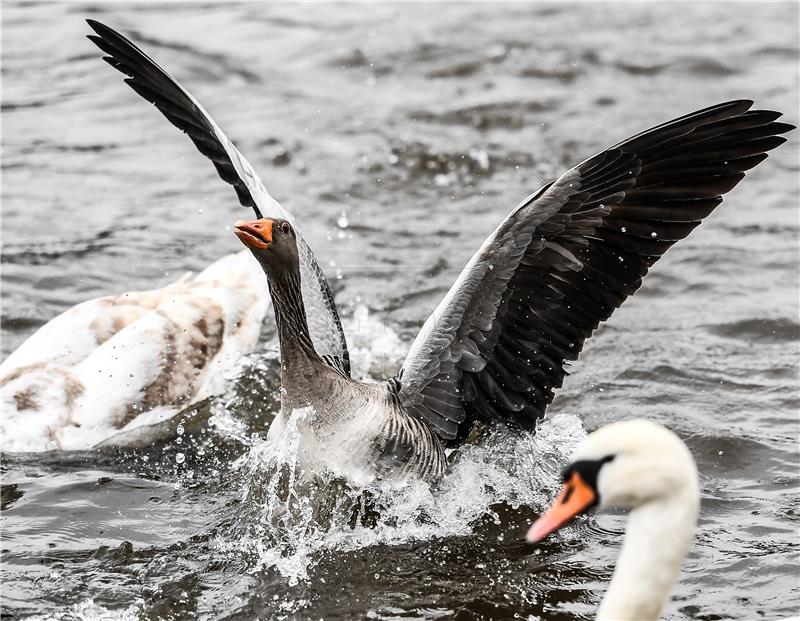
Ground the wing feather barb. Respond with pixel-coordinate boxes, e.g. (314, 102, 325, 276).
(397, 100, 794, 444)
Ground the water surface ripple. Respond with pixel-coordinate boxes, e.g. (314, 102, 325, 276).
(1, 2, 798, 620)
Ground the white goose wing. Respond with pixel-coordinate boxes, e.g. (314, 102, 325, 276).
(397, 100, 793, 444)
(86, 20, 349, 375)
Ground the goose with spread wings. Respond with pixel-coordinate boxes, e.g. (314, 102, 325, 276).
(87, 21, 793, 482)
(86, 19, 350, 377)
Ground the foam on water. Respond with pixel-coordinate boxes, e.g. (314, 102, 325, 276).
(27, 599, 143, 621)
(343, 305, 407, 380)
(207, 306, 586, 585)
(218, 412, 585, 585)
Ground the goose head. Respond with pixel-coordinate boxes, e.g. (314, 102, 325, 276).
(234, 218, 299, 277)
(527, 419, 698, 542)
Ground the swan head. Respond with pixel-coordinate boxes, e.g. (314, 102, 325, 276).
(527, 419, 698, 542)
(234, 218, 299, 276)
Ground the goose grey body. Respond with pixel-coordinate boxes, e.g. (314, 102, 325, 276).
(268, 364, 446, 483)
(88, 21, 794, 484)
(240, 219, 447, 483)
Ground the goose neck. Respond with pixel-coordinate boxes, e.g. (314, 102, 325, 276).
(267, 271, 319, 374)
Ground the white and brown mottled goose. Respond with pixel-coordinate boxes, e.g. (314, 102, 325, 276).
(1, 253, 268, 452)
(86, 21, 793, 483)
(525, 419, 699, 621)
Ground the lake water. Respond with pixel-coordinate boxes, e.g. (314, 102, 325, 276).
(1, 2, 798, 619)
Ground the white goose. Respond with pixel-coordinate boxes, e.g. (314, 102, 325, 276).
(0, 251, 268, 452)
(526, 420, 699, 621)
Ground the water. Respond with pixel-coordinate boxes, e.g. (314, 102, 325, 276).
(2, 2, 799, 619)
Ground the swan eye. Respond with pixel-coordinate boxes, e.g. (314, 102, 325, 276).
(562, 454, 616, 486)
(281, 222, 291, 235)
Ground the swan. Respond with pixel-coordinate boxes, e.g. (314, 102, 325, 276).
(525, 419, 699, 621)
(0, 251, 268, 452)
(87, 21, 794, 483)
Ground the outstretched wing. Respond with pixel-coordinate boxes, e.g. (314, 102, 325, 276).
(397, 100, 793, 444)
(86, 20, 349, 374)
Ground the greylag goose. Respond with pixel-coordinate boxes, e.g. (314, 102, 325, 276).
(525, 419, 699, 621)
(2, 20, 351, 453)
(86, 19, 349, 377)
(1, 251, 267, 452)
(87, 21, 793, 482)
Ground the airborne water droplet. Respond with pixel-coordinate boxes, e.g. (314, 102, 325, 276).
(651, 231, 657, 237)
(175, 452, 185, 464)
(337, 211, 349, 228)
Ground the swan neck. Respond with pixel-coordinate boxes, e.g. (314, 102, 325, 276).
(597, 489, 698, 621)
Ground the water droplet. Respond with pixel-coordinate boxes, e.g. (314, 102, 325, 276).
(176, 424, 185, 436)
(175, 452, 185, 464)
(651, 231, 657, 237)
(621, 226, 627, 233)
(337, 211, 349, 229)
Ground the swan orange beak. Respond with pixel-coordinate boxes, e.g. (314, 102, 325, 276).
(526, 471, 597, 543)
(234, 219, 273, 250)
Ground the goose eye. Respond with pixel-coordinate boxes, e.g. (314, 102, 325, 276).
(281, 222, 291, 235)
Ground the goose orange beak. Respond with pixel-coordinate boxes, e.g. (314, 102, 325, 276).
(526, 471, 597, 542)
(234, 218, 273, 250)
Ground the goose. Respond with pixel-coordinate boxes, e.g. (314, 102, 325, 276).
(87, 21, 794, 483)
(0, 251, 269, 452)
(2, 18, 347, 454)
(525, 419, 699, 621)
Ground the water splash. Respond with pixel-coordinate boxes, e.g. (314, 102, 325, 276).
(218, 413, 585, 585)
(343, 305, 406, 379)
(27, 599, 143, 621)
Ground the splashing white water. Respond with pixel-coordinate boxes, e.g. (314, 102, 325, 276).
(343, 305, 406, 380)
(211, 306, 586, 584)
(27, 599, 143, 621)
(218, 412, 585, 585)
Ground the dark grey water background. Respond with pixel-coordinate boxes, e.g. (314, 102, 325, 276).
(2, 2, 799, 620)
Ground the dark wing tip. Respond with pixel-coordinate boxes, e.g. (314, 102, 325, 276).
(86, 18, 114, 36)
(86, 18, 119, 42)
